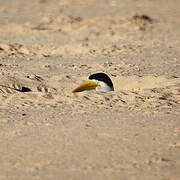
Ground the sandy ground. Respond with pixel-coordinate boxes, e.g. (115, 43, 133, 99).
(0, 0, 180, 179)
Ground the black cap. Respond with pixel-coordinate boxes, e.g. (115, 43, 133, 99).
(89, 72, 114, 88)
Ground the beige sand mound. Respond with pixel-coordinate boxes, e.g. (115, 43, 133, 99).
(113, 75, 180, 91)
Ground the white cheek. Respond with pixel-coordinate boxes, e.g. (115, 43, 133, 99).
(94, 80, 113, 92)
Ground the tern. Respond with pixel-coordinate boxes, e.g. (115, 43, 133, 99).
(73, 72, 114, 93)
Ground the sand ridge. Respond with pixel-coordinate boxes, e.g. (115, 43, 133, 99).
(1, 72, 179, 114)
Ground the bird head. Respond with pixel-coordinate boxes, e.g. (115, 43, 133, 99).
(73, 73, 114, 93)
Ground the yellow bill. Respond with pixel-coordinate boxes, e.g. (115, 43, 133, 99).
(72, 80, 99, 93)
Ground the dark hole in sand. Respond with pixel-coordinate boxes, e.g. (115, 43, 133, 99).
(21, 86, 32, 92)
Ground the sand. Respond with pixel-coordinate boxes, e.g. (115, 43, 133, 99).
(0, 0, 180, 179)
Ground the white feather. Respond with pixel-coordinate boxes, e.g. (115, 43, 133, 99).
(92, 80, 114, 92)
